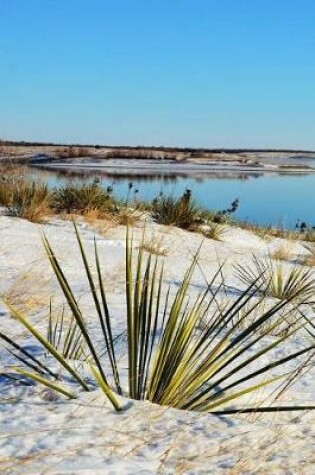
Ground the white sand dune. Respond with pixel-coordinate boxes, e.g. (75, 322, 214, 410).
(0, 216, 314, 474)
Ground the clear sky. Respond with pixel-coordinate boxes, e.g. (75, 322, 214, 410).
(1, 0, 315, 149)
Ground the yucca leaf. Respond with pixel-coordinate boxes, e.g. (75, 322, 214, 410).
(42, 234, 110, 387)
(94, 237, 121, 394)
(89, 362, 121, 411)
(0, 330, 55, 378)
(14, 367, 77, 399)
(6, 302, 89, 391)
(201, 373, 289, 412)
(211, 405, 315, 414)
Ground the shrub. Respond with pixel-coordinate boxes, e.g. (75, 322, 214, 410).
(53, 182, 115, 214)
(152, 190, 203, 229)
(5, 180, 52, 223)
(0, 166, 52, 222)
(54, 147, 90, 159)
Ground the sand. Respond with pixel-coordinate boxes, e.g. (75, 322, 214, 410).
(0, 215, 314, 474)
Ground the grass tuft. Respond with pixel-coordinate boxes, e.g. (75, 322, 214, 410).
(269, 244, 296, 262)
(200, 223, 228, 241)
(152, 190, 204, 229)
(53, 182, 114, 214)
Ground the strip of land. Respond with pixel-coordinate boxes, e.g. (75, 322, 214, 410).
(1, 141, 315, 174)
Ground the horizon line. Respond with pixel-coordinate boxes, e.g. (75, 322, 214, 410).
(1, 139, 315, 154)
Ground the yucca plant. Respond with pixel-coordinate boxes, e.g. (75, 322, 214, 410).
(2, 224, 314, 415)
(235, 255, 315, 304)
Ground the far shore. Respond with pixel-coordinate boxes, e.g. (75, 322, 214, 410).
(1, 142, 315, 176)
(30, 157, 315, 177)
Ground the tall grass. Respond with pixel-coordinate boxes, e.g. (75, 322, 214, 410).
(53, 182, 115, 214)
(0, 175, 52, 222)
(9, 182, 52, 222)
(302, 244, 315, 267)
(2, 225, 314, 414)
(152, 190, 204, 229)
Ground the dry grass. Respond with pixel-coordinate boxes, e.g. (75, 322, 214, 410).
(269, 244, 295, 261)
(3, 268, 52, 314)
(200, 223, 227, 241)
(0, 165, 25, 206)
(300, 244, 315, 267)
(114, 208, 142, 226)
(53, 146, 90, 159)
(82, 208, 117, 234)
(11, 194, 52, 223)
(240, 222, 315, 243)
(1, 180, 52, 223)
(140, 235, 168, 256)
(82, 207, 142, 235)
(305, 255, 315, 267)
(0, 165, 52, 222)
(82, 207, 109, 220)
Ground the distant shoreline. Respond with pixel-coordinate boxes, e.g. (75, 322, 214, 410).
(31, 158, 315, 176)
(2, 142, 315, 175)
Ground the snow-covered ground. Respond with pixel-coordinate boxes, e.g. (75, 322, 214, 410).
(0, 215, 314, 474)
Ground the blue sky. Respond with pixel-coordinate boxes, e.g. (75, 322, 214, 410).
(1, 0, 315, 148)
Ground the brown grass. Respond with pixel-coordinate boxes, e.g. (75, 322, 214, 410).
(269, 244, 295, 261)
(240, 222, 315, 243)
(53, 146, 90, 159)
(9, 183, 52, 223)
(0, 174, 52, 222)
(114, 208, 142, 226)
(140, 235, 168, 256)
(82, 208, 117, 234)
(300, 244, 315, 267)
(200, 223, 227, 241)
(305, 255, 315, 267)
(3, 268, 52, 314)
(82, 207, 143, 235)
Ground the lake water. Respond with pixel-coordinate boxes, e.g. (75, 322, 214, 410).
(28, 165, 315, 229)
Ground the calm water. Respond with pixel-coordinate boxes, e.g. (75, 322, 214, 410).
(28, 166, 315, 229)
